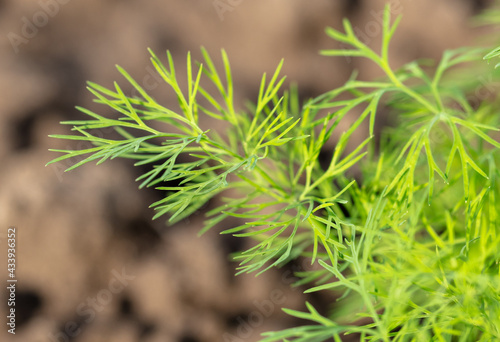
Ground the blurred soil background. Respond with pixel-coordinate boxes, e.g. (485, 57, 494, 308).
(0, 0, 495, 341)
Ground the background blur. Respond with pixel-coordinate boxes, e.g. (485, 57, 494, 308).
(0, 0, 495, 341)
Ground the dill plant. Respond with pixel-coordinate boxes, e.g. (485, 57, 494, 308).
(48, 5, 500, 341)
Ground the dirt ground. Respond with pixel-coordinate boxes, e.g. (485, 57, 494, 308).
(0, 1, 494, 341)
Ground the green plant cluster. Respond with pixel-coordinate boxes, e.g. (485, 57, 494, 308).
(48, 5, 500, 341)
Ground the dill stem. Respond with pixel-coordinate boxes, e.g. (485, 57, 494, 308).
(379, 59, 440, 115)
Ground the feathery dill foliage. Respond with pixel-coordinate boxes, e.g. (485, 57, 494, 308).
(48, 5, 500, 341)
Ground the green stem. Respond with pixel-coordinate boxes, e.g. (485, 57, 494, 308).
(379, 60, 440, 115)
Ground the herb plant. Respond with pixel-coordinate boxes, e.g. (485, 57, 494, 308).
(48, 5, 500, 341)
